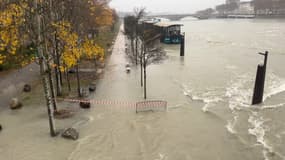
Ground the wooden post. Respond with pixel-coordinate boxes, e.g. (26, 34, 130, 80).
(252, 51, 268, 105)
(180, 33, 185, 56)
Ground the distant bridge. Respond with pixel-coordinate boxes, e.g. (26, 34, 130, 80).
(146, 14, 201, 21)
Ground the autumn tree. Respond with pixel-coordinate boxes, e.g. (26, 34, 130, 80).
(1, 0, 115, 137)
(57, 0, 113, 97)
(55, 21, 105, 97)
(0, 2, 34, 70)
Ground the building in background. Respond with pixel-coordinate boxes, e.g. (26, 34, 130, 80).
(234, 1, 255, 14)
(253, 0, 285, 15)
(226, 0, 240, 4)
(209, 0, 285, 17)
(216, 0, 254, 15)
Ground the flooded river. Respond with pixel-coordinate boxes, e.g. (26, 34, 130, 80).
(1, 19, 285, 160)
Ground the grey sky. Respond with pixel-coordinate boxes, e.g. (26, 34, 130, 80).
(109, 0, 226, 14)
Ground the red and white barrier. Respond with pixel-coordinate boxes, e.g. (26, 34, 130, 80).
(56, 98, 167, 112)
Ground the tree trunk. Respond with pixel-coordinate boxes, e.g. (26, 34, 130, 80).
(54, 64, 61, 96)
(135, 24, 139, 65)
(54, 36, 62, 96)
(135, 37, 138, 65)
(54, 54, 62, 96)
(131, 38, 135, 56)
(36, 0, 56, 137)
(66, 71, 71, 92)
(143, 53, 147, 99)
(76, 63, 81, 97)
(50, 0, 62, 97)
(140, 41, 143, 87)
(94, 58, 97, 68)
(40, 62, 57, 137)
(44, 27, 57, 112)
(47, 64, 57, 111)
(59, 69, 63, 86)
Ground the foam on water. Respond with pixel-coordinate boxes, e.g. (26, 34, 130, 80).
(248, 113, 285, 160)
(179, 72, 285, 157)
(226, 115, 238, 134)
(248, 113, 272, 151)
(225, 74, 252, 110)
(201, 97, 224, 112)
(223, 72, 285, 159)
(224, 75, 252, 134)
(183, 87, 224, 112)
(179, 81, 225, 112)
(264, 73, 285, 101)
(225, 72, 285, 110)
(262, 103, 285, 110)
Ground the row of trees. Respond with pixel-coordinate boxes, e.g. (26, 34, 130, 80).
(124, 8, 165, 99)
(196, 8, 215, 17)
(216, 2, 239, 14)
(0, 0, 116, 136)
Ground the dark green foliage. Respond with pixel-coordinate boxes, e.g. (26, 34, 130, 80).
(0, 43, 36, 71)
(124, 15, 137, 40)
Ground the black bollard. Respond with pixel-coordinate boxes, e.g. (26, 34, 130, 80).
(180, 33, 185, 57)
(252, 51, 268, 105)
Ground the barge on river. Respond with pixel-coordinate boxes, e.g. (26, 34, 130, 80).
(154, 22, 183, 44)
(143, 20, 183, 44)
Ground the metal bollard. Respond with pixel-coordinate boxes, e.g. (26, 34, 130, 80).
(252, 51, 268, 105)
(180, 33, 185, 57)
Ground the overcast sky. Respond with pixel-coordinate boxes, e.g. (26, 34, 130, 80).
(109, 0, 226, 14)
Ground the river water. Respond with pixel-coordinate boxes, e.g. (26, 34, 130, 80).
(1, 19, 285, 160)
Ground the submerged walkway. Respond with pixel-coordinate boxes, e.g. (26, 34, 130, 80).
(92, 25, 144, 102)
(0, 63, 39, 110)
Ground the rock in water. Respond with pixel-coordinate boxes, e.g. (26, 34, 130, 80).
(89, 86, 96, 92)
(23, 84, 31, 92)
(89, 84, 96, 92)
(61, 128, 79, 140)
(68, 68, 76, 74)
(80, 101, 91, 109)
(10, 98, 23, 110)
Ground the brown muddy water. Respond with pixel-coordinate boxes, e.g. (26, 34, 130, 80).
(1, 19, 285, 160)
